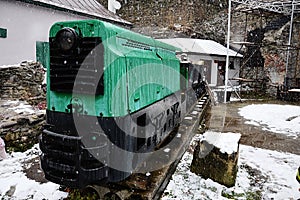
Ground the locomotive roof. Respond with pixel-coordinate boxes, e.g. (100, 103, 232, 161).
(100, 21, 182, 52)
(16, 0, 131, 27)
(50, 19, 181, 53)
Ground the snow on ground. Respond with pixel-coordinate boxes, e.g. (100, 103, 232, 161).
(1, 140, 299, 200)
(239, 104, 300, 138)
(162, 143, 300, 200)
(163, 103, 300, 200)
(0, 103, 299, 199)
(0, 145, 68, 200)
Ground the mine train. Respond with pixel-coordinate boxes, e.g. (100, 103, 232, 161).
(39, 19, 206, 188)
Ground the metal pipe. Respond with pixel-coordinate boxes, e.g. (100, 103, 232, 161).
(285, 0, 295, 86)
(224, 0, 232, 103)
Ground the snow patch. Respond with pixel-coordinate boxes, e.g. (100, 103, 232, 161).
(202, 131, 241, 154)
(0, 64, 20, 69)
(162, 143, 300, 200)
(0, 145, 68, 200)
(239, 104, 300, 138)
(191, 111, 198, 115)
(8, 102, 35, 114)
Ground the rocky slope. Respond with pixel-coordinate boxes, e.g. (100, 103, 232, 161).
(99, 0, 300, 96)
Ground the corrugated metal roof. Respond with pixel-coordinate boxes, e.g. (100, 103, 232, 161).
(158, 38, 243, 57)
(16, 0, 131, 26)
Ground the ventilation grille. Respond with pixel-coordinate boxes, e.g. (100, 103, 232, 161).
(49, 37, 104, 95)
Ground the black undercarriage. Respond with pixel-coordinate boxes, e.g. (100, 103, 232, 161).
(40, 78, 206, 188)
(40, 91, 185, 188)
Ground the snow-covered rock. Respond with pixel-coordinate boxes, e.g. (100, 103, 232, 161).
(191, 132, 241, 187)
(0, 137, 7, 160)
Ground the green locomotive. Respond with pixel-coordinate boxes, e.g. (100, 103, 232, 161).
(39, 19, 205, 188)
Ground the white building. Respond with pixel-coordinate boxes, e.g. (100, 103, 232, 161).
(158, 38, 243, 87)
(0, 0, 131, 66)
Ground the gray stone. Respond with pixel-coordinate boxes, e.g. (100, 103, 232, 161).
(0, 62, 46, 151)
(191, 132, 241, 187)
(0, 61, 46, 106)
(0, 121, 18, 128)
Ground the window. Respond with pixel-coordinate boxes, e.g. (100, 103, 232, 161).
(0, 28, 7, 38)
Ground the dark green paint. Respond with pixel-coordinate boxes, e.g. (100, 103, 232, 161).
(48, 20, 181, 117)
(0, 28, 7, 38)
(36, 41, 49, 68)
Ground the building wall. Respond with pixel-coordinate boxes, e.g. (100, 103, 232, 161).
(184, 53, 240, 86)
(0, 1, 88, 65)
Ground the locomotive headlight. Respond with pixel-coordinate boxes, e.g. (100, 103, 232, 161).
(56, 28, 78, 51)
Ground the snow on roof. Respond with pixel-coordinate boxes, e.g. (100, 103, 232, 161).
(158, 38, 243, 57)
(17, 0, 131, 26)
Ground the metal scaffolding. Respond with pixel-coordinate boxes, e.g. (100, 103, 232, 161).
(224, 0, 300, 102)
(231, 0, 300, 14)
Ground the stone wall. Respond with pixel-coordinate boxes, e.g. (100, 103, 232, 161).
(0, 101, 45, 152)
(0, 62, 46, 151)
(0, 61, 46, 106)
(240, 14, 300, 97)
